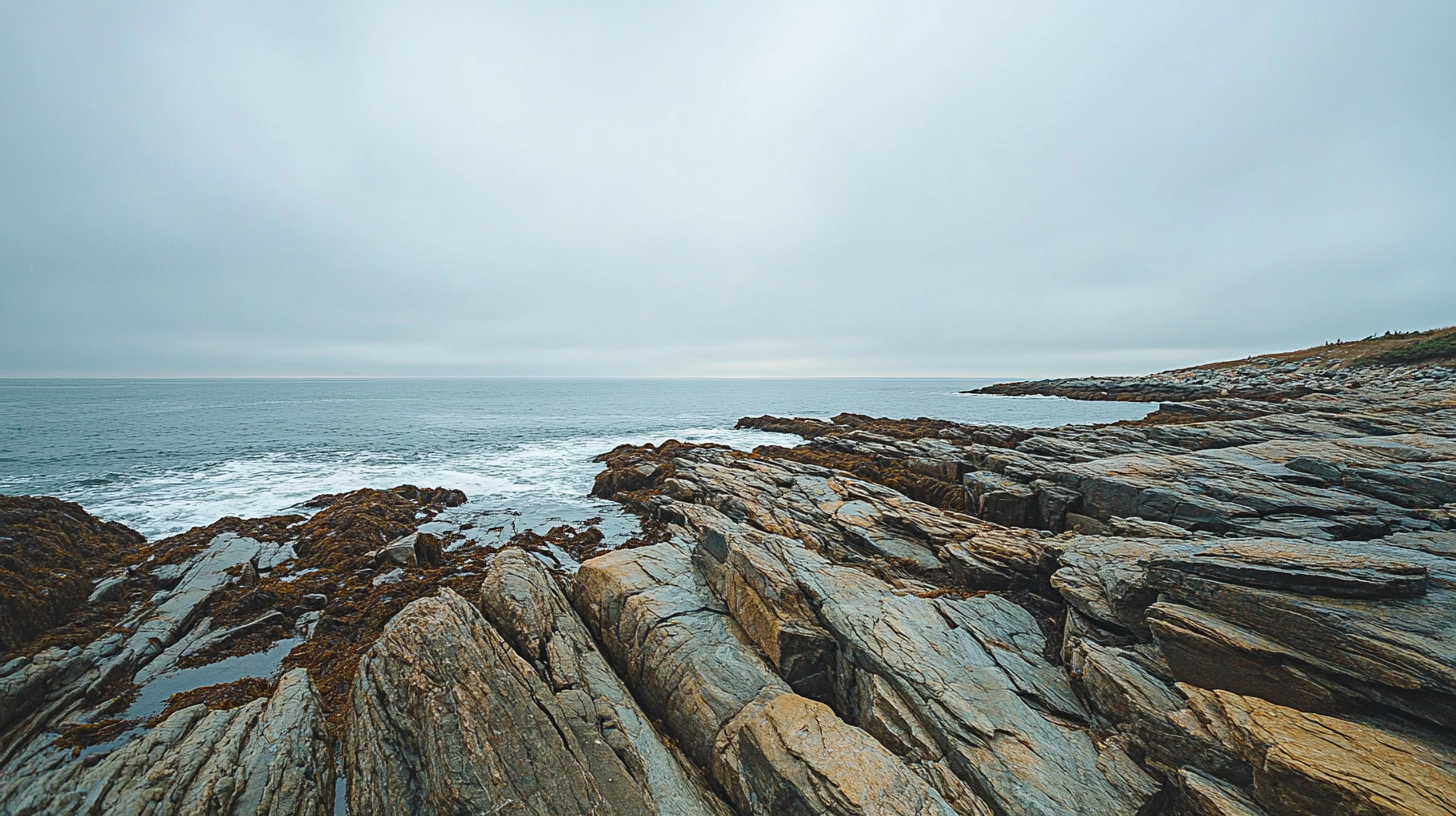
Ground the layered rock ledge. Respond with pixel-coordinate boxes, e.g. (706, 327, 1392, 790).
(1, 340, 1453, 815)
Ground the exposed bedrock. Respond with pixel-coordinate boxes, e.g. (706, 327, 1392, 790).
(671, 504, 1160, 816)
(0, 485, 474, 814)
(1051, 532, 1456, 730)
(579, 359, 1456, 815)
(348, 586, 703, 816)
(731, 369, 1456, 540)
(0, 529, 267, 760)
(1071, 642, 1456, 816)
(572, 539, 991, 815)
(0, 668, 332, 816)
(478, 548, 732, 816)
(3, 353, 1454, 815)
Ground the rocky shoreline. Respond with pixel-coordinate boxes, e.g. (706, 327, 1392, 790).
(1, 344, 1454, 815)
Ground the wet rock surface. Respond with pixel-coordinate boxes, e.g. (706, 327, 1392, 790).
(0, 668, 331, 816)
(1, 343, 1454, 815)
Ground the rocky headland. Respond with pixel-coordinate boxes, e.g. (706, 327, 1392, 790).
(1, 335, 1454, 815)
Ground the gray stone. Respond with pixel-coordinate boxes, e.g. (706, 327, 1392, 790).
(87, 574, 127, 604)
(572, 540, 989, 816)
(479, 548, 732, 816)
(346, 588, 634, 815)
(685, 509, 1159, 816)
(0, 669, 332, 816)
(376, 532, 419, 567)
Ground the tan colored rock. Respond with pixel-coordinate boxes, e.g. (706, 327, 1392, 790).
(572, 541, 791, 770)
(1067, 638, 1248, 783)
(714, 694, 974, 816)
(670, 455, 1045, 587)
(1178, 767, 1269, 816)
(686, 508, 1159, 816)
(479, 548, 733, 816)
(1049, 531, 1456, 730)
(1153, 558, 1456, 729)
(1181, 685, 1456, 816)
(574, 540, 993, 816)
(345, 588, 638, 815)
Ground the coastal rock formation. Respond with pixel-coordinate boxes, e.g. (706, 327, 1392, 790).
(477, 549, 729, 816)
(1, 343, 1453, 815)
(574, 539, 988, 815)
(589, 353, 1455, 814)
(680, 504, 1157, 815)
(0, 669, 331, 816)
(0, 486, 469, 814)
(347, 588, 661, 815)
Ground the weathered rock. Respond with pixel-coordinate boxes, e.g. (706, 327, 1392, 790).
(666, 454, 1046, 588)
(573, 539, 992, 816)
(1178, 685, 1456, 816)
(728, 363, 1456, 550)
(1047, 535, 1165, 634)
(376, 532, 419, 567)
(98, 532, 262, 686)
(964, 470, 1037, 528)
(1052, 433, 1456, 538)
(0, 531, 262, 752)
(346, 588, 637, 815)
(714, 694, 976, 816)
(479, 548, 732, 816)
(1049, 531, 1456, 729)
(87, 573, 128, 604)
(572, 540, 792, 770)
(1177, 767, 1269, 816)
(1151, 545, 1456, 728)
(1067, 638, 1248, 783)
(1145, 538, 1428, 598)
(0, 668, 332, 816)
(969, 375, 1308, 403)
(685, 507, 1159, 816)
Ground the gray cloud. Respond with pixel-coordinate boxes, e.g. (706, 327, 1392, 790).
(2, 1, 1453, 376)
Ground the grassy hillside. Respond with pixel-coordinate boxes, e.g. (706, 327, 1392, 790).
(1199, 325, 1456, 370)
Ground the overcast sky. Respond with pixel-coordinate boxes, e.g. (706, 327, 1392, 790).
(1, 2, 1453, 377)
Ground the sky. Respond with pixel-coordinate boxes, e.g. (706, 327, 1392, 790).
(1, 2, 1453, 378)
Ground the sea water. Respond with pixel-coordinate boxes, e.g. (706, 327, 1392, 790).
(0, 378, 1154, 542)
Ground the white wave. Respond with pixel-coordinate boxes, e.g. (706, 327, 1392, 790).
(37, 426, 800, 540)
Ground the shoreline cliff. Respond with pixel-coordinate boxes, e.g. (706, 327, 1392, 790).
(1, 337, 1453, 815)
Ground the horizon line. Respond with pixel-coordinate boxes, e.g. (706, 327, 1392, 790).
(0, 374, 1030, 382)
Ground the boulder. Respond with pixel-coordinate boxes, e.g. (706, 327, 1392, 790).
(376, 532, 419, 567)
(963, 470, 1036, 528)
(87, 573, 128, 604)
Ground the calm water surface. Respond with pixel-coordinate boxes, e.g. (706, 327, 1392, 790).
(0, 378, 1154, 541)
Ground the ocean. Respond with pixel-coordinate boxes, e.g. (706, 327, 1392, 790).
(0, 378, 1154, 543)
